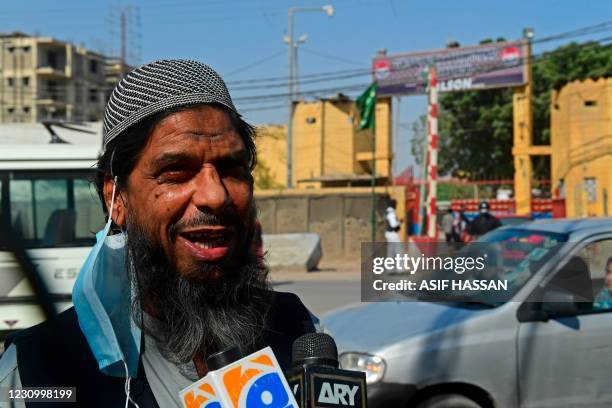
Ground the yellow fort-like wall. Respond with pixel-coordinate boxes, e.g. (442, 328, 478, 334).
(551, 78, 612, 217)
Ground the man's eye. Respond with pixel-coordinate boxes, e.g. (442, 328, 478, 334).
(158, 167, 194, 182)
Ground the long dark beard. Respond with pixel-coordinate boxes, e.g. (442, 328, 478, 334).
(125, 209, 271, 365)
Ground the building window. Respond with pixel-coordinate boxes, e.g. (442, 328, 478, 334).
(22, 77, 30, 87)
(7, 107, 15, 114)
(23, 106, 30, 113)
(22, 46, 30, 52)
(47, 51, 57, 69)
(584, 178, 597, 203)
(7, 46, 15, 53)
(89, 88, 97, 102)
(46, 81, 58, 99)
(7, 78, 14, 87)
(89, 59, 98, 74)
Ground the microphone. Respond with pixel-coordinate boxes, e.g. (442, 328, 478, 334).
(180, 345, 299, 407)
(285, 333, 367, 408)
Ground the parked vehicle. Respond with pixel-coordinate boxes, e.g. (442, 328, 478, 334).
(323, 218, 612, 408)
(0, 142, 102, 336)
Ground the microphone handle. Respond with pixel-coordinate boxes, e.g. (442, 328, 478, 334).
(285, 365, 368, 408)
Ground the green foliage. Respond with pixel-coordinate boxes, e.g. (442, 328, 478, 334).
(410, 40, 612, 180)
(438, 87, 514, 179)
(532, 41, 612, 145)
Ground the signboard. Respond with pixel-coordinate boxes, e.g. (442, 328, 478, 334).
(373, 40, 527, 96)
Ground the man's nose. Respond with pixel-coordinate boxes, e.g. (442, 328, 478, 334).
(191, 165, 229, 214)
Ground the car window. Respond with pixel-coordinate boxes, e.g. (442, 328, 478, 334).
(4, 171, 104, 249)
(578, 238, 612, 313)
(542, 237, 612, 315)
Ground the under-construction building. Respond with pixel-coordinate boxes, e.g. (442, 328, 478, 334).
(0, 32, 107, 123)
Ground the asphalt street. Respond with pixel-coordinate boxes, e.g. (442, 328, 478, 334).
(271, 273, 363, 317)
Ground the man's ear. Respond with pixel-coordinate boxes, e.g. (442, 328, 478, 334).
(103, 176, 127, 228)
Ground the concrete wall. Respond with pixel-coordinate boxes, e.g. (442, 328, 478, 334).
(255, 186, 406, 260)
(551, 78, 612, 217)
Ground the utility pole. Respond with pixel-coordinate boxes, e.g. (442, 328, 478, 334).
(286, 5, 334, 189)
(370, 115, 377, 242)
(513, 28, 535, 215)
(286, 11, 294, 188)
(393, 96, 401, 183)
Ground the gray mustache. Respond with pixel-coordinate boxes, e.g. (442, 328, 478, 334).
(169, 210, 241, 239)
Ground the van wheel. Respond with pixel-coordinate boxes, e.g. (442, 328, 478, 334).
(416, 393, 482, 408)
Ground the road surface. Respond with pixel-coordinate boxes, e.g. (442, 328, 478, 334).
(271, 269, 362, 317)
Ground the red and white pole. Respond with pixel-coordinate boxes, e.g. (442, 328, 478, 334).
(426, 65, 439, 238)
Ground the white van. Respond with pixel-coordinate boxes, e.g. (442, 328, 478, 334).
(0, 123, 103, 336)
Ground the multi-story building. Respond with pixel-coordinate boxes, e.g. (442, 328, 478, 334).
(254, 96, 393, 190)
(0, 32, 106, 123)
(551, 77, 612, 217)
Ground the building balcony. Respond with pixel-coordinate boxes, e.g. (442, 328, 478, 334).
(36, 66, 69, 79)
(36, 93, 67, 106)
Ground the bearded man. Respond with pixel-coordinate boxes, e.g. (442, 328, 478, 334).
(0, 60, 316, 407)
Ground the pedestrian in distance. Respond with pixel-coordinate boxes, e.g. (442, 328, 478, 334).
(385, 199, 403, 262)
(466, 200, 502, 239)
(441, 208, 455, 243)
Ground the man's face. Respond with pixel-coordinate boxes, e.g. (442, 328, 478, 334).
(122, 105, 254, 281)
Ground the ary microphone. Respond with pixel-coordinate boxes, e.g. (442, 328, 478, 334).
(180, 345, 299, 407)
(285, 333, 367, 408)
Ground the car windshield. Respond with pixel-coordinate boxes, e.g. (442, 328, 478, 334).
(418, 228, 568, 307)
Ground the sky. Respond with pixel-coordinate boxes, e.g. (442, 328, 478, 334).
(2, 0, 611, 175)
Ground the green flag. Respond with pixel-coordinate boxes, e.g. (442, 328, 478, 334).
(356, 82, 377, 130)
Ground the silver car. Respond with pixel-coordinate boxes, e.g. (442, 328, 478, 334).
(323, 218, 612, 408)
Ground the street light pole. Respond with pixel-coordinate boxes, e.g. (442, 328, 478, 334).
(287, 10, 294, 189)
(286, 5, 334, 189)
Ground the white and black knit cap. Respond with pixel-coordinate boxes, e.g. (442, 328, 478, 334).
(102, 59, 237, 153)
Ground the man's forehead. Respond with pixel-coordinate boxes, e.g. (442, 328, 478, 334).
(156, 105, 235, 133)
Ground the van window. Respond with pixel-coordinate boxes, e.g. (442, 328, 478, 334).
(3, 171, 104, 249)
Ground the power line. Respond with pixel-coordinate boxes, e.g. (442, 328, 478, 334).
(224, 50, 286, 78)
(227, 19, 612, 86)
(5, 35, 611, 101)
(300, 47, 365, 67)
(240, 103, 287, 113)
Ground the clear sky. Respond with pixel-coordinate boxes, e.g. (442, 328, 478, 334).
(3, 0, 611, 174)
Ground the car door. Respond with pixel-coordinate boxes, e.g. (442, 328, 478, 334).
(517, 235, 612, 407)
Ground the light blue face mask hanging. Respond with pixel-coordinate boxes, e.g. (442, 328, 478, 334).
(72, 182, 141, 378)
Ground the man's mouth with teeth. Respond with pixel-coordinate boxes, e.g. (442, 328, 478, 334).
(179, 228, 233, 261)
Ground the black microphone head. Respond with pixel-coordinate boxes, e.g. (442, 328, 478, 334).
(206, 345, 242, 371)
(292, 332, 339, 368)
